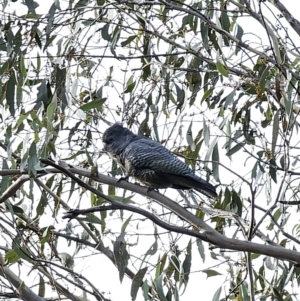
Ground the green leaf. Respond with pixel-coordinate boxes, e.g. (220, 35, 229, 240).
(272, 110, 279, 158)
(216, 60, 228, 77)
(74, 0, 88, 9)
(226, 142, 245, 157)
(283, 94, 292, 117)
(196, 239, 205, 262)
(268, 208, 282, 230)
(201, 21, 209, 51)
(131, 267, 148, 301)
(80, 99, 107, 111)
(212, 143, 220, 182)
(269, 158, 277, 183)
(46, 101, 56, 123)
(186, 122, 195, 151)
(110, 27, 120, 56)
(251, 162, 258, 180)
(212, 286, 222, 301)
(24, 0, 37, 14)
(101, 24, 111, 41)
(202, 269, 222, 278)
(142, 282, 150, 301)
(223, 90, 235, 108)
(5, 249, 20, 263)
(142, 59, 151, 81)
(241, 282, 250, 301)
(121, 214, 132, 233)
(20, 55, 27, 78)
(259, 65, 270, 91)
(182, 240, 192, 286)
(201, 87, 213, 103)
(156, 274, 168, 301)
(124, 76, 136, 93)
(220, 11, 230, 32)
(40, 226, 54, 244)
(0, 159, 9, 195)
(28, 142, 38, 176)
(6, 75, 15, 117)
(12, 240, 32, 263)
(251, 253, 261, 260)
(33, 29, 42, 49)
(236, 25, 244, 41)
(121, 35, 136, 47)
(146, 239, 158, 256)
(174, 83, 185, 110)
(30, 111, 44, 127)
(36, 79, 48, 109)
(36, 52, 41, 71)
(232, 189, 243, 217)
(124, 82, 136, 94)
(82, 213, 103, 225)
(11, 206, 24, 214)
(204, 137, 218, 162)
(36, 196, 48, 217)
(114, 233, 129, 283)
(14, 113, 29, 130)
(203, 118, 210, 146)
(43, 34, 57, 51)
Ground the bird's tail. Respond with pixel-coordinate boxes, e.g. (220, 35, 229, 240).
(166, 173, 217, 199)
(190, 174, 217, 199)
(194, 184, 217, 199)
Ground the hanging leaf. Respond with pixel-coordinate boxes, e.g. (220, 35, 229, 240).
(202, 269, 222, 278)
(131, 267, 148, 301)
(121, 214, 132, 233)
(155, 274, 168, 301)
(182, 240, 192, 286)
(272, 110, 279, 158)
(196, 239, 205, 263)
(216, 60, 228, 77)
(6, 74, 15, 117)
(226, 142, 245, 157)
(212, 143, 220, 182)
(121, 35, 136, 47)
(203, 118, 210, 146)
(80, 99, 107, 111)
(186, 122, 196, 151)
(212, 286, 222, 301)
(114, 233, 129, 283)
(28, 142, 38, 176)
(269, 158, 277, 183)
(201, 88, 213, 103)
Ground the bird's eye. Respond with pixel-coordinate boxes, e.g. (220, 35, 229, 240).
(104, 137, 114, 144)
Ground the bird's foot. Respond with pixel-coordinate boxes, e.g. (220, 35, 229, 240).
(146, 186, 159, 193)
(117, 175, 129, 183)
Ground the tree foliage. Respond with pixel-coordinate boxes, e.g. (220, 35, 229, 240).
(1, 0, 300, 300)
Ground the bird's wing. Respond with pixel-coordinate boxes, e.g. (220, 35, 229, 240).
(125, 138, 191, 175)
(125, 139, 217, 198)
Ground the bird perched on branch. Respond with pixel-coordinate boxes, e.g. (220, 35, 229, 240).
(102, 123, 217, 199)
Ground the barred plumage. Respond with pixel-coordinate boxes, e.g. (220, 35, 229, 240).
(102, 123, 217, 199)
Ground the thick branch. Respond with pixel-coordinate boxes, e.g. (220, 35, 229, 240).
(268, 0, 300, 37)
(0, 175, 31, 204)
(39, 159, 300, 264)
(0, 254, 46, 301)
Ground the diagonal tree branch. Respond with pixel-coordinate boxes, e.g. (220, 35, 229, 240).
(267, 0, 300, 37)
(0, 254, 46, 301)
(39, 159, 300, 264)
